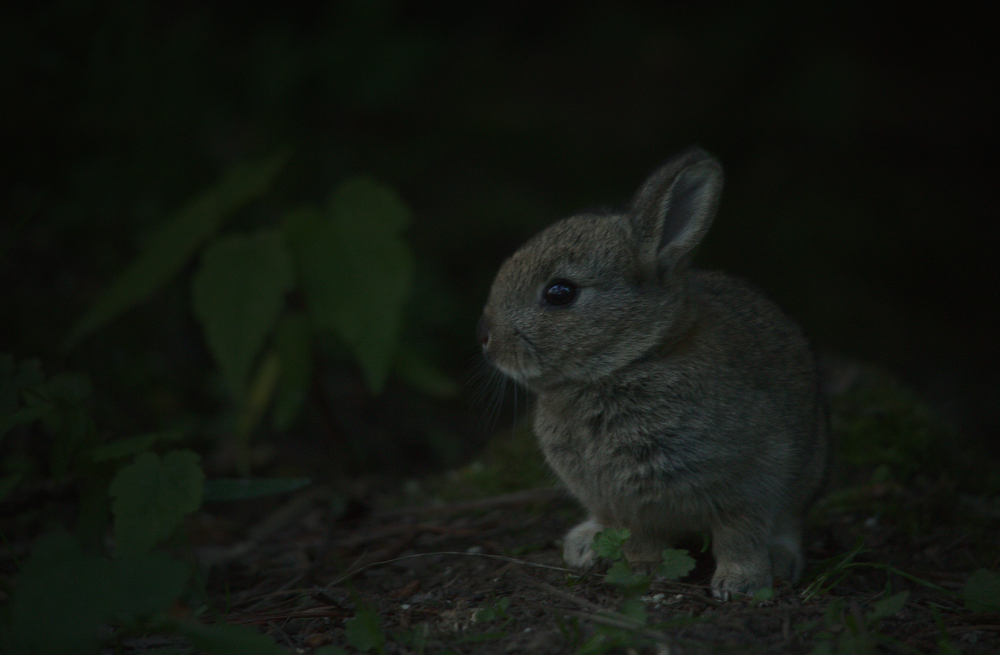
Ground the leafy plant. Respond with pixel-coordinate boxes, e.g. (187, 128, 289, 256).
(0, 355, 97, 492)
(591, 528, 696, 594)
(283, 178, 415, 393)
(62, 156, 446, 473)
(573, 529, 696, 654)
(108, 449, 204, 556)
(0, 138, 452, 652)
(0, 355, 310, 653)
(63, 151, 291, 351)
(1, 531, 190, 654)
(475, 596, 511, 623)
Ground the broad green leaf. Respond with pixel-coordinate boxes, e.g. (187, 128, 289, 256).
(5, 531, 115, 655)
(868, 590, 909, 622)
(961, 569, 1000, 612)
(192, 230, 294, 397)
(202, 477, 311, 502)
(271, 312, 313, 430)
(591, 528, 631, 560)
(109, 450, 204, 556)
(177, 620, 287, 655)
(619, 597, 647, 624)
(65, 151, 289, 349)
(656, 549, 697, 581)
(90, 428, 187, 462)
(604, 559, 649, 592)
(285, 177, 414, 393)
(344, 604, 386, 653)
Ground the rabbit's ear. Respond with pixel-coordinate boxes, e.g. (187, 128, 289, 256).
(630, 148, 723, 280)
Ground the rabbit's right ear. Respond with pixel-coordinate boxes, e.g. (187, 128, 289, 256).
(629, 148, 724, 281)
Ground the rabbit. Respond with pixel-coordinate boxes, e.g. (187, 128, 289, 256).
(476, 147, 829, 598)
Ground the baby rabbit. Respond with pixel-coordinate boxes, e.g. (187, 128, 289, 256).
(477, 148, 829, 598)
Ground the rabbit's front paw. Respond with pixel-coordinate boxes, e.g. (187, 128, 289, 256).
(562, 518, 603, 568)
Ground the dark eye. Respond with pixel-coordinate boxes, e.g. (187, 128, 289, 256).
(542, 279, 578, 306)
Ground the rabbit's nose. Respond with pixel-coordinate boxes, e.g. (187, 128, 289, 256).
(476, 315, 491, 346)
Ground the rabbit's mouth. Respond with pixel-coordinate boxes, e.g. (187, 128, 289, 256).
(484, 328, 545, 385)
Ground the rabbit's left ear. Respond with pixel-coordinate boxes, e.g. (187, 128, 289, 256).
(629, 147, 723, 280)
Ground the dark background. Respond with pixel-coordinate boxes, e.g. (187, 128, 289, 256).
(3, 1, 997, 475)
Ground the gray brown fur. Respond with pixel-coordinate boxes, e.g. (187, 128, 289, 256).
(478, 148, 829, 598)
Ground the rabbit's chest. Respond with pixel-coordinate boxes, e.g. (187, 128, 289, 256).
(534, 394, 668, 498)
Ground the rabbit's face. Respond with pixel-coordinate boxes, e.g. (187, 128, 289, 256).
(479, 213, 683, 390)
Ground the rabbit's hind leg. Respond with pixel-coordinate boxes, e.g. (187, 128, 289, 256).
(710, 520, 772, 599)
(769, 513, 805, 585)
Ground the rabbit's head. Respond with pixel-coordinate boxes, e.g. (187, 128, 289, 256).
(478, 148, 723, 390)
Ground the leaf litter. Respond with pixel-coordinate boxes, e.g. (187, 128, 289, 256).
(188, 477, 1000, 654)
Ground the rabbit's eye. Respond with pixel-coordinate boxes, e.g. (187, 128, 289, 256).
(542, 279, 578, 306)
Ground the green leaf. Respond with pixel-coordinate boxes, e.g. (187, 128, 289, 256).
(344, 604, 386, 653)
(271, 312, 313, 430)
(4, 543, 188, 653)
(202, 477, 311, 502)
(89, 428, 188, 462)
(109, 450, 204, 556)
(655, 549, 697, 581)
(177, 620, 287, 655)
(619, 597, 647, 624)
(192, 230, 294, 397)
(285, 177, 415, 393)
(591, 528, 631, 560)
(961, 569, 1000, 612)
(64, 151, 289, 349)
(5, 531, 115, 655)
(604, 560, 650, 592)
(868, 591, 909, 622)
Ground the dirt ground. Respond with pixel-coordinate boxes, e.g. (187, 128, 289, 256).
(184, 475, 1000, 655)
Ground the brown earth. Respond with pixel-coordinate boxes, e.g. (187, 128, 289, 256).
(182, 477, 999, 655)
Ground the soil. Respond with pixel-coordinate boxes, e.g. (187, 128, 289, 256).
(184, 478, 1000, 654)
